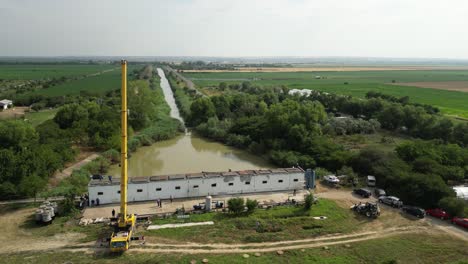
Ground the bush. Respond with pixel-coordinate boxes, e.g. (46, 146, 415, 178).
(439, 197, 466, 217)
(128, 137, 141, 152)
(246, 199, 258, 214)
(314, 167, 332, 179)
(337, 166, 358, 186)
(304, 193, 314, 210)
(83, 157, 110, 175)
(102, 149, 120, 163)
(136, 134, 153, 146)
(60, 194, 79, 216)
(228, 197, 245, 215)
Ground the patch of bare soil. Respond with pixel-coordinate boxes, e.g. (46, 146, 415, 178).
(0, 107, 29, 120)
(390, 81, 468, 92)
(0, 208, 84, 254)
(3, 184, 466, 255)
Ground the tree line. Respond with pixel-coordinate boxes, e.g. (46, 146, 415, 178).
(186, 82, 467, 215)
(0, 66, 182, 200)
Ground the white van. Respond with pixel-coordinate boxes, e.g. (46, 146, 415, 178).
(367, 175, 376, 187)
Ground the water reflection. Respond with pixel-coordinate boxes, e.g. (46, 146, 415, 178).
(108, 134, 272, 177)
(107, 68, 273, 177)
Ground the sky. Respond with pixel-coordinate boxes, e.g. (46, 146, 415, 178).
(1, 0, 468, 59)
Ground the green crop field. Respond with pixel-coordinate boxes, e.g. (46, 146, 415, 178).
(0, 64, 117, 80)
(15, 65, 139, 97)
(184, 70, 468, 117)
(30, 69, 121, 96)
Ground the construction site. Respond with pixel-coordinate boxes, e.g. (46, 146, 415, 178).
(2, 2, 468, 261)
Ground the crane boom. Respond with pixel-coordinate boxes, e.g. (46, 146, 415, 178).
(120, 60, 128, 226)
(110, 60, 136, 252)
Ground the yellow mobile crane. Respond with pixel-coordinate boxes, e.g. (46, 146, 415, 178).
(109, 60, 137, 252)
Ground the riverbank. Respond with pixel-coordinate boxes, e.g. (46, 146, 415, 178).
(40, 66, 183, 198)
(107, 68, 272, 178)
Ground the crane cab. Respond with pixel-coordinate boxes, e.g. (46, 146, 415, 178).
(110, 214, 136, 252)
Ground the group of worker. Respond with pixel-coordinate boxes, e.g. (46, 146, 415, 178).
(156, 195, 174, 208)
(110, 196, 174, 217)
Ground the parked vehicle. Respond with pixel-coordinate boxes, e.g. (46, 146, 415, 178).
(323, 175, 340, 184)
(425, 208, 451, 220)
(374, 188, 386, 197)
(367, 175, 376, 187)
(402, 206, 425, 218)
(378, 196, 403, 208)
(350, 202, 380, 218)
(353, 188, 371, 198)
(451, 217, 468, 229)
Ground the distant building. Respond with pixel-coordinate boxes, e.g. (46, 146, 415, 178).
(453, 186, 468, 200)
(0, 99, 12, 110)
(288, 89, 312, 97)
(88, 168, 305, 205)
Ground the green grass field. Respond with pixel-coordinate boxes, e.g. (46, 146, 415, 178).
(0, 64, 117, 80)
(144, 200, 361, 244)
(184, 70, 468, 117)
(24, 108, 59, 127)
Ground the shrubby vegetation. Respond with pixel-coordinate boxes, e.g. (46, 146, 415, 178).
(300, 89, 468, 146)
(0, 65, 181, 200)
(304, 193, 314, 210)
(44, 156, 111, 197)
(324, 117, 380, 135)
(228, 197, 245, 215)
(167, 72, 199, 121)
(0, 120, 76, 199)
(187, 81, 467, 214)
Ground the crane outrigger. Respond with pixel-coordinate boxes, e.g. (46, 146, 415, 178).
(109, 60, 137, 252)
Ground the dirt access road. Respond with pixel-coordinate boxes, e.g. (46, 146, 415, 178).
(1, 185, 466, 255)
(50, 153, 99, 186)
(164, 66, 205, 97)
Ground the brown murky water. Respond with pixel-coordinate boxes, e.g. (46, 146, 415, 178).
(108, 133, 273, 177)
(108, 68, 273, 177)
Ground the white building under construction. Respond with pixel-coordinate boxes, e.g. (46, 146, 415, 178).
(88, 168, 305, 205)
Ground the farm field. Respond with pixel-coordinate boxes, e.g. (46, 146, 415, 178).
(20, 65, 140, 97)
(0, 64, 117, 80)
(184, 70, 468, 117)
(29, 69, 121, 96)
(394, 81, 468, 92)
(183, 65, 468, 72)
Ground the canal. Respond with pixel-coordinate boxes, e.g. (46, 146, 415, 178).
(108, 68, 272, 177)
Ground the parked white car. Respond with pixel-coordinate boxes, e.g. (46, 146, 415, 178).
(324, 175, 340, 184)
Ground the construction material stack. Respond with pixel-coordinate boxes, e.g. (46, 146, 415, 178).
(35, 201, 58, 224)
(109, 60, 137, 252)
